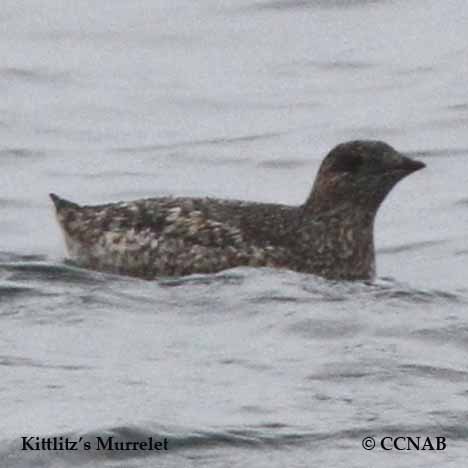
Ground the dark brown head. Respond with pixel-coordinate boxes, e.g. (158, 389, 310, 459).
(305, 140, 425, 216)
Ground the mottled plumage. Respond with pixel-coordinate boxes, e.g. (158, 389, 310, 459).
(50, 140, 425, 281)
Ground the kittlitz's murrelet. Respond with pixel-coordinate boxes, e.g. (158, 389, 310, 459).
(50, 140, 425, 281)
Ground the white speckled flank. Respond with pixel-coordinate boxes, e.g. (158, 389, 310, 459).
(50, 141, 425, 281)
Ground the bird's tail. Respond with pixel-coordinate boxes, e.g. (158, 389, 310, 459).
(49, 193, 80, 211)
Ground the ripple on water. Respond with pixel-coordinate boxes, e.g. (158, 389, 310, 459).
(114, 131, 282, 154)
(0, 355, 92, 371)
(0, 66, 70, 84)
(239, 0, 387, 13)
(0, 284, 38, 303)
(1, 255, 465, 312)
(0, 148, 46, 160)
(397, 364, 468, 383)
(0, 258, 109, 285)
(366, 279, 467, 305)
(405, 147, 468, 159)
(378, 239, 447, 255)
(410, 324, 468, 350)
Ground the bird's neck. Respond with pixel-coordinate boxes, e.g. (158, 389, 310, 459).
(299, 203, 377, 280)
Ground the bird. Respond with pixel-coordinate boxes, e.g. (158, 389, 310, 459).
(50, 140, 425, 281)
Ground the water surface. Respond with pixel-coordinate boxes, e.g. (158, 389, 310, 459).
(1, 0, 468, 466)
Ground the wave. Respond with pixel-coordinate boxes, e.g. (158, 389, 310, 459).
(0, 254, 466, 308)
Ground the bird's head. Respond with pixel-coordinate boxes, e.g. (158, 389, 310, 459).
(306, 140, 425, 216)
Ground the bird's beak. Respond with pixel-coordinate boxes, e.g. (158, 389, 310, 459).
(394, 155, 426, 173)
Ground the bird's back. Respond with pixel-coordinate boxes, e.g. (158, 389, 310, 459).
(50, 194, 300, 278)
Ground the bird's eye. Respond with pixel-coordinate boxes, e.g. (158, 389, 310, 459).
(331, 153, 364, 173)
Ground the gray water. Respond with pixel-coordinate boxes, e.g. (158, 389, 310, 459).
(1, 0, 468, 466)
